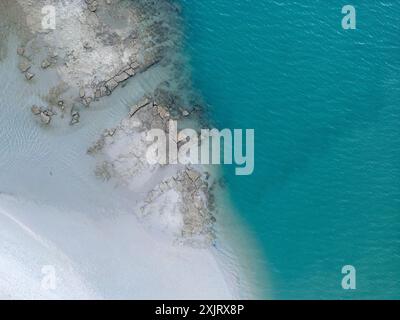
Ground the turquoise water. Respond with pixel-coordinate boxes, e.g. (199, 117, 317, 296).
(180, 0, 400, 299)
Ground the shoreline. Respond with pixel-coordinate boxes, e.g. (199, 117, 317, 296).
(0, 0, 263, 299)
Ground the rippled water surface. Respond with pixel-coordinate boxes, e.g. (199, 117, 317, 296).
(180, 0, 400, 298)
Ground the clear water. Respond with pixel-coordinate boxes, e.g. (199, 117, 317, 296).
(180, 0, 400, 299)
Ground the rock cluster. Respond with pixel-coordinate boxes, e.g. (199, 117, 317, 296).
(104, 62, 140, 93)
(128, 97, 151, 118)
(141, 169, 216, 247)
(31, 105, 55, 125)
(87, 127, 116, 155)
(78, 62, 142, 108)
(18, 58, 35, 81)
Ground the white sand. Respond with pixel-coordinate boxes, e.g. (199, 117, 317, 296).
(0, 193, 235, 299)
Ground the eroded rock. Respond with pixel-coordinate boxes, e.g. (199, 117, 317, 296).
(25, 72, 35, 80)
(41, 59, 51, 69)
(18, 61, 31, 73)
(40, 111, 51, 124)
(70, 109, 80, 125)
(114, 72, 130, 83)
(105, 78, 119, 91)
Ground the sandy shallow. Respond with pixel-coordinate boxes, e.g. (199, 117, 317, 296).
(0, 29, 257, 298)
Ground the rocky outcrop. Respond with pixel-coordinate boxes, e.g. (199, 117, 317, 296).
(25, 71, 34, 80)
(31, 105, 54, 125)
(140, 169, 215, 247)
(101, 62, 141, 96)
(17, 0, 214, 249)
(40, 111, 51, 124)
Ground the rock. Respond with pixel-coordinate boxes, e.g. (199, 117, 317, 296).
(70, 110, 80, 125)
(41, 59, 51, 69)
(84, 97, 92, 107)
(125, 68, 135, 76)
(105, 78, 119, 91)
(157, 106, 170, 119)
(95, 88, 101, 99)
(186, 170, 201, 182)
(106, 128, 116, 136)
(130, 62, 140, 70)
(25, 72, 35, 80)
(141, 56, 160, 72)
(31, 105, 41, 115)
(181, 109, 190, 117)
(106, 0, 111, 4)
(83, 41, 92, 50)
(79, 87, 85, 98)
(138, 97, 151, 108)
(18, 61, 31, 73)
(69, 118, 79, 126)
(100, 86, 108, 97)
(44, 108, 55, 117)
(17, 47, 25, 56)
(40, 111, 51, 124)
(113, 72, 130, 83)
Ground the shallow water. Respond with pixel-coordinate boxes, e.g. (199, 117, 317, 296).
(0, 30, 244, 298)
(180, 0, 400, 298)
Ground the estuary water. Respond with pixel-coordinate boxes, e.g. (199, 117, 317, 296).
(180, 0, 400, 298)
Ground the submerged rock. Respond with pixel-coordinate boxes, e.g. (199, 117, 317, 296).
(186, 169, 201, 182)
(25, 72, 35, 80)
(31, 105, 41, 115)
(157, 105, 170, 119)
(83, 97, 92, 107)
(18, 61, 31, 73)
(125, 68, 135, 76)
(79, 87, 85, 98)
(17, 47, 25, 56)
(70, 110, 80, 125)
(100, 86, 108, 97)
(94, 88, 101, 99)
(105, 79, 119, 91)
(181, 109, 190, 117)
(40, 111, 51, 124)
(41, 59, 51, 69)
(113, 72, 130, 83)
